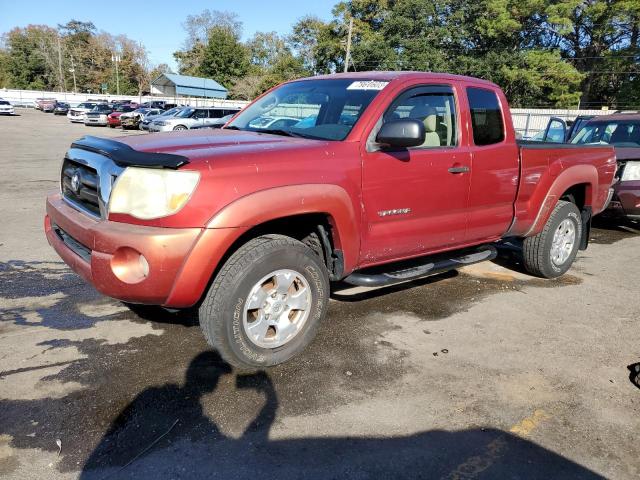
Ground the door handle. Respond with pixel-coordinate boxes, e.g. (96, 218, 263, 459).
(448, 166, 470, 174)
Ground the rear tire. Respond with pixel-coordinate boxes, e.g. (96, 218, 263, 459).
(199, 234, 329, 369)
(522, 200, 582, 278)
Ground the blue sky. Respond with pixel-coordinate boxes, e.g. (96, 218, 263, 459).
(0, 0, 337, 69)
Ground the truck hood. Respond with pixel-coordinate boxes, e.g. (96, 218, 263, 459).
(114, 129, 326, 162)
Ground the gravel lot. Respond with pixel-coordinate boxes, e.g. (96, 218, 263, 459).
(1, 108, 639, 479)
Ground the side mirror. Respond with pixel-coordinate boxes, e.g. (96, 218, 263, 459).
(376, 119, 425, 148)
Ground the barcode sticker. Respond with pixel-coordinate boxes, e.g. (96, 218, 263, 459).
(347, 81, 389, 91)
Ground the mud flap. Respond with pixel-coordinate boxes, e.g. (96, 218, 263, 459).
(580, 207, 592, 250)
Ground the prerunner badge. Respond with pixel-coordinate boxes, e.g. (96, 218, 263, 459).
(347, 80, 389, 90)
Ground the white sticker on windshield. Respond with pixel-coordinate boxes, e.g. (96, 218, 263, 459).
(347, 80, 389, 91)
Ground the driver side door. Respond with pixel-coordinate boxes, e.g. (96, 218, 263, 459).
(360, 84, 471, 265)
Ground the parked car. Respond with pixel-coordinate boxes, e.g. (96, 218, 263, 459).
(45, 72, 616, 369)
(0, 100, 15, 115)
(535, 115, 594, 143)
(120, 108, 163, 130)
(42, 101, 59, 113)
(569, 113, 640, 220)
(107, 104, 137, 128)
(68, 102, 101, 123)
(141, 100, 170, 110)
(247, 116, 301, 130)
(53, 102, 70, 115)
(148, 107, 235, 132)
(191, 113, 237, 130)
(140, 106, 184, 131)
(34, 98, 57, 111)
(83, 104, 114, 126)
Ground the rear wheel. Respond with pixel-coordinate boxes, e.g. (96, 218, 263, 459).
(199, 234, 329, 369)
(522, 200, 582, 278)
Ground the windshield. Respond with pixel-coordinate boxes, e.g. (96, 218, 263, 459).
(176, 108, 195, 118)
(161, 107, 183, 117)
(226, 78, 388, 140)
(571, 120, 640, 147)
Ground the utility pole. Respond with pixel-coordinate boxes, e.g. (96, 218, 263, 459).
(69, 56, 77, 93)
(111, 53, 121, 96)
(344, 18, 353, 73)
(56, 34, 66, 93)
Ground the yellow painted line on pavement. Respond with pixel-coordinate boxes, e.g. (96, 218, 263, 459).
(442, 409, 550, 480)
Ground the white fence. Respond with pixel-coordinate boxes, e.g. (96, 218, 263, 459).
(0, 88, 250, 109)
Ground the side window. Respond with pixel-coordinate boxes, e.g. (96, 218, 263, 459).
(193, 109, 207, 119)
(384, 85, 458, 148)
(467, 87, 504, 145)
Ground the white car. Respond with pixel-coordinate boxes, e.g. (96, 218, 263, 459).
(83, 104, 113, 127)
(67, 102, 101, 123)
(149, 107, 239, 132)
(0, 100, 15, 115)
(140, 107, 184, 131)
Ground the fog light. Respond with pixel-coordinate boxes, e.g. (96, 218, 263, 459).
(111, 247, 150, 284)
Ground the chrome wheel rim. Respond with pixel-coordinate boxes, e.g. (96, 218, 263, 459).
(550, 219, 576, 266)
(243, 269, 312, 349)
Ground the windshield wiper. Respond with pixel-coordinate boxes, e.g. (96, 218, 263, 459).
(257, 128, 313, 139)
(223, 125, 242, 130)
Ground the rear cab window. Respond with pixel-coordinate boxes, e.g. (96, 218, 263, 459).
(466, 87, 505, 146)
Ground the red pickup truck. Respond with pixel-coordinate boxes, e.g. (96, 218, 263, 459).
(45, 72, 616, 368)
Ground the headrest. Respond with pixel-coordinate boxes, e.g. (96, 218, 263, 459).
(423, 114, 437, 132)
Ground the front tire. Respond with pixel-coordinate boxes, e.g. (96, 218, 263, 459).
(522, 200, 582, 278)
(199, 234, 329, 369)
(173, 125, 187, 131)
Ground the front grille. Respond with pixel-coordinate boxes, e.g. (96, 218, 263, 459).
(61, 159, 100, 216)
(52, 223, 91, 262)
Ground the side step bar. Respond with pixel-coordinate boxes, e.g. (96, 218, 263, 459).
(343, 245, 498, 288)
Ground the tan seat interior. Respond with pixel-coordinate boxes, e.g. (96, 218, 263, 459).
(409, 105, 441, 147)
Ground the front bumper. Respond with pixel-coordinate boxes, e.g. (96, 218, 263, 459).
(84, 116, 108, 126)
(148, 123, 174, 132)
(605, 180, 640, 219)
(68, 113, 86, 122)
(45, 193, 244, 307)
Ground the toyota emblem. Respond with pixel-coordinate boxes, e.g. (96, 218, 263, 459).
(71, 172, 81, 193)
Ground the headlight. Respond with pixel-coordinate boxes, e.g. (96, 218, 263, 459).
(155, 121, 166, 126)
(621, 161, 640, 181)
(108, 167, 200, 219)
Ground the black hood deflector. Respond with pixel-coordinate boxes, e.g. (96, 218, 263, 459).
(70, 136, 190, 169)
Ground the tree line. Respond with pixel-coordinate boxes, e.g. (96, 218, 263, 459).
(0, 20, 169, 96)
(1, 1, 638, 108)
(174, 1, 639, 108)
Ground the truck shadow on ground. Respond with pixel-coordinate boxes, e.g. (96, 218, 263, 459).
(0, 260, 607, 479)
(590, 217, 640, 245)
(74, 350, 603, 480)
(628, 363, 640, 390)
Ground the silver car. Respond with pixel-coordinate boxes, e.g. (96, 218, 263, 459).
(149, 107, 238, 132)
(140, 107, 184, 131)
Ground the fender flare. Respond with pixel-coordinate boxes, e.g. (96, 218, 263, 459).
(206, 184, 360, 273)
(526, 164, 598, 236)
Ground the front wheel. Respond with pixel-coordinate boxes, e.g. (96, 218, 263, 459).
(199, 234, 329, 369)
(522, 200, 582, 278)
(173, 125, 187, 131)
